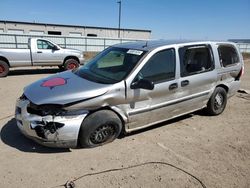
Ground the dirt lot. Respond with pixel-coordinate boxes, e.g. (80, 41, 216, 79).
(0, 61, 250, 188)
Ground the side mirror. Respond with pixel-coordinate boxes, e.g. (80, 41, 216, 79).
(52, 45, 60, 50)
(131, 79, 154, 90)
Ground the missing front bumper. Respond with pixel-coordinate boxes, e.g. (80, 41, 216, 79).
(15, 99, 88, 148)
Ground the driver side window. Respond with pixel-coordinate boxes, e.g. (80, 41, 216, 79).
(136, 48, 176, 83)
(37, 40, 54, 49)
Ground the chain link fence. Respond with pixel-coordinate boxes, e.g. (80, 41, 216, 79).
(237, 43, 250, 53)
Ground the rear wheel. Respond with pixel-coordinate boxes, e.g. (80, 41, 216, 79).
(64, 59, 79, 71)
(0, 60, 9, 77)
(206, 87, 227, 115)
(79, 110, 122, 148)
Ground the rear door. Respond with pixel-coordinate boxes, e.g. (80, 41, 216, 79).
(32, 39, 62, 65)
(175, 44, 217, 115)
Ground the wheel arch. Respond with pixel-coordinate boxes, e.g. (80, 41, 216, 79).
(215, 84, 229, 93)
(63, 56, 80, 65)
(79, 106, 126, 138)
(0, 56, 10, 67)
(86, 106, 126, 127)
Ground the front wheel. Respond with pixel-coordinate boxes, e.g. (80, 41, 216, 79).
(0, 60, 9, 77)
(79, 110, 122, 148)
(206, 87, 227, 115)
(64, 59, 79, 71)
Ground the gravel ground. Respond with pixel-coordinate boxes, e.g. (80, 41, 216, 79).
(0, 61, 249, 188)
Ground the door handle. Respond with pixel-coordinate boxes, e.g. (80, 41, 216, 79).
(169, 83, 178, 90)
(37, 51, 43, 53)
(181, 80, 189, 87)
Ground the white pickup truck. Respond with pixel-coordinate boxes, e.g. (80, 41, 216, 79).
(0, 38, 84, 77)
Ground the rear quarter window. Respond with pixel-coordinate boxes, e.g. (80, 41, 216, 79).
(218, 45, 239, 67)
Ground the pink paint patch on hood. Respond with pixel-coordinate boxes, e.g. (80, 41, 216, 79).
(41, 77, 68, 89)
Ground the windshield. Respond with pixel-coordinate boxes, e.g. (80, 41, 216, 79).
(74, 47, 147, 84)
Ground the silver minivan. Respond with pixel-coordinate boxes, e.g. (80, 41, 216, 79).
(15, 40, 244, 148)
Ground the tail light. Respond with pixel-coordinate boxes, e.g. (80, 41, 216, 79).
(235, 66, 244, 81)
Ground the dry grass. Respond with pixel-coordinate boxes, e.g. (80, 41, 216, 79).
(242, 53, 250, 60)
(84, 52, 99, 61)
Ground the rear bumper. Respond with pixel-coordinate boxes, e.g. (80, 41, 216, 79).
(15, 99, 88, 148)
(228, 80, 241, 98)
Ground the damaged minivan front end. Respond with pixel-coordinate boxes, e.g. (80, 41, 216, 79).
(15, 68, 112, 148)
(15, 94, 88, 148)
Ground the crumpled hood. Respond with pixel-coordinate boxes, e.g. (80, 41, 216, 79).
(24, 71, 110, 105)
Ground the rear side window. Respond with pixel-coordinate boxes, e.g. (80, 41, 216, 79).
(137, 48, 175, 83)
(179, 45, 214, 77)
(218, 45, 239, 67)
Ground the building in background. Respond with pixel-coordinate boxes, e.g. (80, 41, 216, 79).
(0, 20, 151, 39)
(0, 20, 151, 52)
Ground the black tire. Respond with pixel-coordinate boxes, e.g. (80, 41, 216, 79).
(64, 59, 79, 71)
(206, 87, 227, 115)
(79, 110, 122, 148)
(58, 65, 64, 71)
(0, 60, 9, 77)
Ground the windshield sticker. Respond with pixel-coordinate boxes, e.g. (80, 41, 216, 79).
(41, 77, 69, 89)
(127, 49, 143, 56)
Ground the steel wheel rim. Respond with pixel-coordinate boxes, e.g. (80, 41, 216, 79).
(67, 62, 77, 70)
(90, 124, 116, 144)
(214, 93, 224, 110)
(0, 65, 5, 73)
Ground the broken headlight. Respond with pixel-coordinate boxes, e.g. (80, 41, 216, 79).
(27, 103, 66, 116)
(27, 102, 87, 116)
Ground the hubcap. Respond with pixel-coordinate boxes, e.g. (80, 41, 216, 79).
(90, 124, 116, 144)
(67, 63, 77, 70)
(214, 93, 223, 110)
(0, 65, 5, 73)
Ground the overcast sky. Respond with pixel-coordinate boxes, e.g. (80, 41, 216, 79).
(0, 0, 250, 40)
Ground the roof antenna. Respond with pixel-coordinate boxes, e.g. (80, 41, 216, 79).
(142, 41, 148, 48)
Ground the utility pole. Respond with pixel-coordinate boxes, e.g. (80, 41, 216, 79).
(117, 0, 121, 38)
